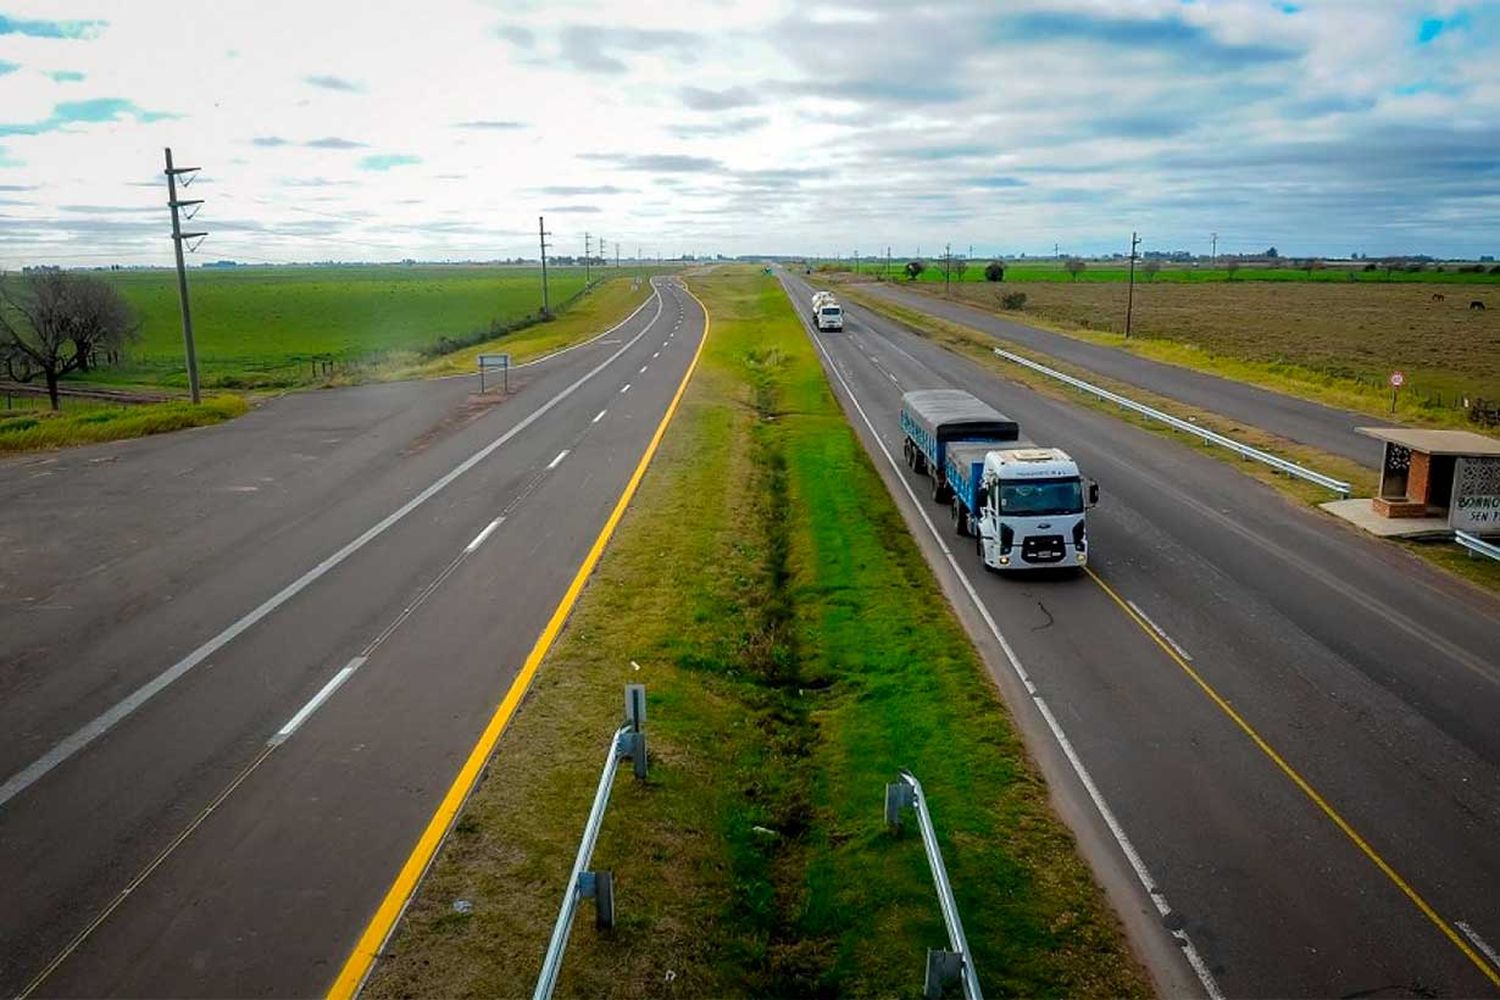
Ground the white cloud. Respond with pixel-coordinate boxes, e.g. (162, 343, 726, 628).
(0, 0, 1495, 266)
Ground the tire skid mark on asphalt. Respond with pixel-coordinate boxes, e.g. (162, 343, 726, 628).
(784, 276, 1224, 999)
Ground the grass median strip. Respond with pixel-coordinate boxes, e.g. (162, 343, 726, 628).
(364, 267, 1146, 998)
(0, 395, 248, 454)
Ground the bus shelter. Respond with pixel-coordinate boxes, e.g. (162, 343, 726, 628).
(1358, 427, 1500, 530)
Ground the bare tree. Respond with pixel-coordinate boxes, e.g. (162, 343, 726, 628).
(1223, 260, 1241, 281)
(1142, 259, 1162, 281)
(953, 257, 969, 281)
(0, 271, 139, 410)
(1064, 257, 1086, 281)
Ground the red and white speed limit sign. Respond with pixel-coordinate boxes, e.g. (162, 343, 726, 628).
(1390, 371, 1405, 388)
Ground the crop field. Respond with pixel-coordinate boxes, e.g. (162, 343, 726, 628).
(87, 264, 624, 390)
(827, 260, 1500, 285)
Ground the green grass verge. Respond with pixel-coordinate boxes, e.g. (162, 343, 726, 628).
(840, 289, 1500, 597)
(369, 277, 655, 383)
(365, 267, 1147, 998)
(83, 265, 670, 391)
(0, 395, 248, 453)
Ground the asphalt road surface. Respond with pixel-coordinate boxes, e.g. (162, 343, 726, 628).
(858, 281, 1386, 468)
(0, 278, 705, 997)
(781, 271, 1500, 998)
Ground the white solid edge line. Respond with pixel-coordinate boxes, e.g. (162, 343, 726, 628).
(1458, 922, 1500, 972)
(464, 516, 505, 554)
(268, 658, 365, 747)
(792, 278, 1225, 1000)
(546, 449, 569, 471)
(0, 283, 671, 811)
(592, 409, 607, 424)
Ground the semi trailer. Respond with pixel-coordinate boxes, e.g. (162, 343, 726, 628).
(900, 389, 1097, 571)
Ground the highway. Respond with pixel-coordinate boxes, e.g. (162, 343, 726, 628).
(780, 271, 1500, 998)
(0, 277, 706, 997)
(857, 281, 1386, 468)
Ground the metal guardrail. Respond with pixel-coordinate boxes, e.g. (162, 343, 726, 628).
(886, 770, 983, 1000)
(992, 347, 1353, 497)
(533, 685, 648, 1000)
(1456, 531, 1500, 561)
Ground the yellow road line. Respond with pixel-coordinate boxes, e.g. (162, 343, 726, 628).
(1086, 567, 1500, 989)
(327, 281, 711, 999)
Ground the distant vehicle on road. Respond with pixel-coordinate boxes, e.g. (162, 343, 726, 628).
(811, 291, 845, 331)
(900, 389, 1097, 570)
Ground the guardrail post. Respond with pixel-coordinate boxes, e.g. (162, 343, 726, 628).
(885, 780, 914, 829)
(623, 683, 648, 780)
(926, 949, 965, 999)
(885, 770, 983, 1000)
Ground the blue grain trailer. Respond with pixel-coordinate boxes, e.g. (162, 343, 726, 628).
(900, 389, 1020, 502)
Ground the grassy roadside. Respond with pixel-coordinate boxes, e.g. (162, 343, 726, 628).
(0, 395, 248, 454)
(373, 277, 655, 382)
(845, 278, 1500, 433)
(365, 267, 1147, 998)
(3, 278, 655, 455)
(841, 289, 1500, 595)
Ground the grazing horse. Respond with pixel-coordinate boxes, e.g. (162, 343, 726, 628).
(1472, 301, 1487, 310)
(1432, 292, 1445, 301)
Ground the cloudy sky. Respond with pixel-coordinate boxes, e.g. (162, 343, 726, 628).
(0, 0, 1496, 267)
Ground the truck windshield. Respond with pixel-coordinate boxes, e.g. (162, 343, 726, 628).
(820, 307, 841, 316)
(999, 477, 1083, 516)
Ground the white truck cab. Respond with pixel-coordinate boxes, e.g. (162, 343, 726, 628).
(975, 447, 1098, 570)
(811, 290, 845, 331)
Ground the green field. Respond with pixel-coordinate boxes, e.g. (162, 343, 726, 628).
(825, 260, 1500, 285)
(366, 267, 1145, 998)
(88, 264, 643, 390)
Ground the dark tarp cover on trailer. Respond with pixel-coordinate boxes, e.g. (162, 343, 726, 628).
(901, 389, 1019, 442)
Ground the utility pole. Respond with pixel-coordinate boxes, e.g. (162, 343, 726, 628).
(1054, 242, 1060, 259)
(886, 245, 891, 279)
(854, 250, 860, 275)
(1125, 231, 1141, 339)
(1210, 231, 1218, 265)
(944, 243, 952, 296)
(164, 147, 205, 404)
(538, 215, 552, 317)
(599, 236, 606, 268)
(615, 244, 619, 269)
(584, 232, 591, 286)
